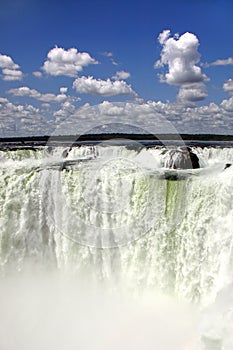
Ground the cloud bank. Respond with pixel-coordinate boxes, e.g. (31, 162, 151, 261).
(1, 96, 232, 137)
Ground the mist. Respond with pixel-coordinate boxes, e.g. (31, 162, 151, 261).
(0, 269, 198, 350)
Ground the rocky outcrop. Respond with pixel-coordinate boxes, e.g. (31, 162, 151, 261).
(162, 147, 200, 169)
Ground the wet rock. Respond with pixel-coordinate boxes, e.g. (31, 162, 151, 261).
(162, 147, 200, 169)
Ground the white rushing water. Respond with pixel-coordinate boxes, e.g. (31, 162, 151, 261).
(0, 144, 233, 350)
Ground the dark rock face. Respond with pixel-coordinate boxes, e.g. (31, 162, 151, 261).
(162, 147, 200, 169)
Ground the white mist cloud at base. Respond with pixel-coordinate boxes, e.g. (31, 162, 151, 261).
(0, 270, 198, 350)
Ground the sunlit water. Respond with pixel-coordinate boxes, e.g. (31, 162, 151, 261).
(0, 144, 233, 350)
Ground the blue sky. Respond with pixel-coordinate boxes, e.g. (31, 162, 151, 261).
(1, 0, 233, 136)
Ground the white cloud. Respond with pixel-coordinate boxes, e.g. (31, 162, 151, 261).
(207, 57, 233, 67)
(111, 59, 119, 66)
(73, 76, 137, 97)
(101, 51, 119, 65)
(0, 97, 9, 104)
(42, 46, 98, 77)
(0, 100, 39, 119)
(0, 98, 53, 136)
(2, 69, 23, 81)
(1, 94, 233, 136)
(220, 96, 233, 112)
(42, 93, 68, 103)
(33, 71, 43, 78)
(4, 102, 40, 116)
(112, 70, 131, 80)
(157, 29, 171, 45)
(54, 101, 76, 122)
(223, 79, 233, 95)
(8, 86, 68, 103)
(155, 30, 207, 85)
(0, 54, 19, 69)
(51, 99, 231, 136)
(0, 53, 23, 81)
(60, 87, 68, 94)
(178, 83, 207, 102)
(41, 103, 51, 109)
(102, 52, 113, 57)
(98, 101, 125, 116)
(8, 86, 40, 99)
(155, 30, 208, 102)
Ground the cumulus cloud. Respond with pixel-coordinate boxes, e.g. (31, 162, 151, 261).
(223, 79, 233, 95)
(178, 83, 208, 102)
(2, 69, 23, 81)
(98, 101, 126, 116)
(155, 30, 207, 85)
(0, 100, 42, 122)
(1, 94, 233, 136)
(157, 29, 171, 46)
(220, 96, 233, 112)
(54, 101, 76, 122)
(155, 30, 208, 102)
(112, 71, 131, 80)
(73, 76, 137, 97)
(0, 98, 55, 136)
(8, 86, 68, 103)
(0, 54, 19, 69)
(0, 53, 23, 81)
(42, 46, 98, 77)
(0, 97, 9, 104)
(51, 99, 232, 137)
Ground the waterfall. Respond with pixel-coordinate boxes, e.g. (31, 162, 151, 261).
(0, 144, 233, 349)
(0, 145, 233, 302)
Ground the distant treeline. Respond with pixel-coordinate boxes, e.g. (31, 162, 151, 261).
(1, 133, 233, 143)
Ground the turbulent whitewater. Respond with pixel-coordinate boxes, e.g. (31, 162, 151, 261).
(1, 145, 233, 301)
(0, 144, 233, 349)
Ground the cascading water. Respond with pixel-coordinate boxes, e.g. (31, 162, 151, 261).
(0, 144, 233, 349)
